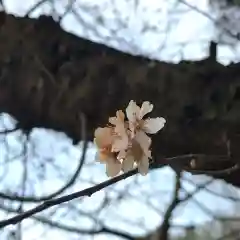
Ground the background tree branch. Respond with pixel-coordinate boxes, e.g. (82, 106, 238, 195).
(0, 11, 240, 188)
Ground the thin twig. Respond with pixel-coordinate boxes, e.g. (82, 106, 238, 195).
(0, 113, 88, 203)
(25, 0, 48, 17)
(0, 127, 19, 134)
(179, 0, 240, 42)
(183, 176, 240, 202)
(0, 152, 236, 228)
(16, 136, 28, 240)
(185, 163, 239, 176)
(58, 0, 77, 23)
(0, 202, 135, 240)
(158, 171, 181, 240)
(0, 168, 138, 228)
(152, 153, 238, 177)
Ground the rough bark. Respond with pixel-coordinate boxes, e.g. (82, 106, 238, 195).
(0, 12, 240, 186)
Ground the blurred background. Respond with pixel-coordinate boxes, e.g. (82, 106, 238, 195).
(1, 0, 240, 239)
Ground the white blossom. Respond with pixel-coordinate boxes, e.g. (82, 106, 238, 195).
(94, 100, 166, 177)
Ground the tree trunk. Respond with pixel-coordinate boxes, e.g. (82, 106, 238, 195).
(0, 12, 240, 186)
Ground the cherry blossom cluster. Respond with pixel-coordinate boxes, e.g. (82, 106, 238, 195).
(94, 100, 166, 177)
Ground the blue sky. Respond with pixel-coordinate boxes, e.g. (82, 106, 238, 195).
(1, 0, 240, 239)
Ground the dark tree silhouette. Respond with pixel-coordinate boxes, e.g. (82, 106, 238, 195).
(0, 11, 239, 186)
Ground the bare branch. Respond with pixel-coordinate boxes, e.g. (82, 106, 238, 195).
(0, 203, 135, 240)
(159, 171, 181, 240)
(25, 0, 48, 17)
(183, 176, 240, 202)
(179, 0, 240, 42)
(0, 150, 236, 228)
(0, 113, 88, 203)
(0, 167, 138, 228)
(0, 127, 19, 134)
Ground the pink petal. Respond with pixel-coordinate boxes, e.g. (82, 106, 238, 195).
(106, 159, 122, 177)
(94, 127, 113, 147)
(111, 136, 129, 152)
(138, 155, 149, 175)
(114, 123, 126, 136)
(117, 150, 127, 160)
(135, 130, 151, 157)
(128, 122, 136, 139)
(122, 154, 135, 172)
(116, 110, 125, 121)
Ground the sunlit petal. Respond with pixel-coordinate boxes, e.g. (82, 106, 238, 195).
(109, 116, 117, 125)
(143, 117, 166, 134)
(139, 101, 153, 119)
(109, 110, 125, 126)
(111, 136, 129, 152)
(126, 100, 140, 122)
